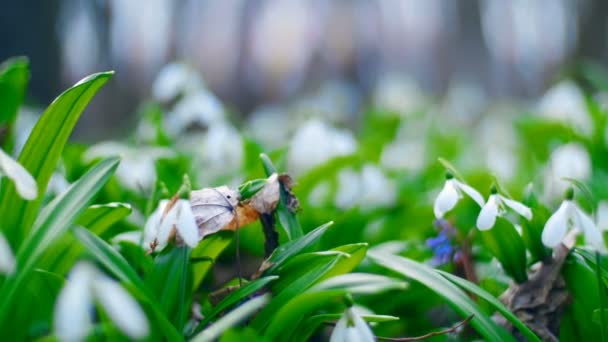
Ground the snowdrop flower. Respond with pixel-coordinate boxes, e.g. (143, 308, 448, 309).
(597, 201, 608, 232)
(166, 90, 225, 137)
(85, 142, 174, 192)
(330, 307, 375, 342)
(334, 168, 361, 210)
(246, 105, 291, 149)
(0, 148, 37, 200)
(542, 189, 606, 251)
(544, 143, 591, 201)
(54, 262, 148, 342)
(434, 173, 484, 219)
(476, 188, 532, 230)
(143, 199, 199, 252)
(358, 165, 397, 210)
(380, 139, 426, 172)
(0, 233, 15, 274)
(152, 62, 204, 102)
(288, 119, 357, 176)
(537, 81, 592, 136)
(373, 75, 426, 117)
(334, 165, 396, 211)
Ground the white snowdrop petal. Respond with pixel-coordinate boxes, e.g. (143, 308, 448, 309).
(453, 180, 485, 207)
(541, 201, 571, 248)
(175, 200, 200, 248)
(0, 149, 38, 200)
(94, 277, 149, 339)
(330, 313, 348, 342)
(433, 180, 460, 218)
(575, 207, 606, 251)
(143, 200, 168, 249)
(54, 263, 95, 342)
(476, 195, 499, 230)
(0, 234, 15, 274)
(500, 196, 533, 220)
(158, 205, 177, 246)
(349, 309, 375, 342)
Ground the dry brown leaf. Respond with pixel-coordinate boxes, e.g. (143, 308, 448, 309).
(190, 186, 240, 239)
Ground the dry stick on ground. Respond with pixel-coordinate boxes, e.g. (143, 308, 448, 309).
(376, 315, 475, 341)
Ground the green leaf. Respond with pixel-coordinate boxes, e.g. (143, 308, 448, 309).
(299, 312, 399, 340)
(0, 71, 113, 246)
(259, 153, 302, 240)
(73, 226, 183, 341)
(40, 202, 132, 276)
(368, 250, 513, 341)
(0, 157, 119, 328)
(264, 221, 333, 275)
(592, 309, 608, 325)
(77, 202, 132, 236)
(252, 253, 344, 332)
(522, 188, 551, 263)
(146, 246, 192, 331)
(437, 270, 541, 342)
(192, 295, 270, 342)
(479, 218, 528, 283)
(313, 273, 408, 294)
(195, 276, 279, 334)
(238, 178, 267, 199)
(191, 231, 234, 290)
(0, 57, 29, 125)
(264, 289, 346, 341)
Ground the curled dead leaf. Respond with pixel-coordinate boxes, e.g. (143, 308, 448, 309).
(190, 186, 240, 239)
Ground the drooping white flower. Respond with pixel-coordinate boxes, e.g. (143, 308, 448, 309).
(537, 81, 592, 136)
(476, 190, 532, 230)
(330, 307, 375, 342)
(373, 74, 426, 117)
(152, 62, 204, 102)
(0, 233, 16, 274)
(288, 119, 357, 176)
(434, 174, 484, 219)
(333, 165, 396, 211)
(0, 148, 37, 200)
(84, 142, 174, 192)
(542, 193, 605, 251)
(544, 143, 591, 201)
(166, 90, 226, 137)
(54, 262, 149, 342)
(358, 165, 397, 211)
(143, 198, 199, 252)
(246, 105, 290, 149)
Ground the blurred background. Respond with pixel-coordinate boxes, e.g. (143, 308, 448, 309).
(1, 0, 608, 140)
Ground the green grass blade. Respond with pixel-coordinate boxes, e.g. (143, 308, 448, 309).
(40, 202, 132, 275)
(0, 157, 119, 326)
(265, 221, 333, 275)
(0, 71, 113, 246)
(73, 226, 183, 341)
(313, 273, 408, 294)
(0, 57, 29, 126)
(437, 270, 541, 342)
(264, 289, 346, 341)
(191, 295, 270, 342)
(196, 276, 278, 331)
(368, 250, 514, 341)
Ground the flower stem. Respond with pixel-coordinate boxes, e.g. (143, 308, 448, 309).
(596, 250, 607, 341)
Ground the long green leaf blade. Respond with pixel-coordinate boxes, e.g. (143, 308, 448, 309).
(0, 157, 119, 326)
(368, 250, 513, 341)
(73, 226, 183, 341)
(437, 270, 541, 342)
(0, 71, 113, 245)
